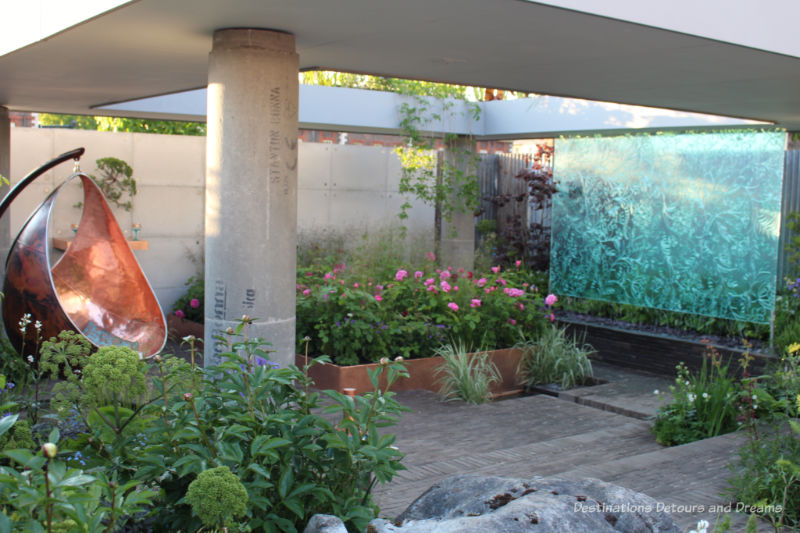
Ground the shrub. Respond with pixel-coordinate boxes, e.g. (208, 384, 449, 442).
(129, 321, 407, 532)
(516, 325, 594, 390)
(653, 343, 739, 446)
(726, 410, 800, 530)
(185, 466, 248, 528)
(172, 275, 204, 323)
(434, 341, 500, 404)
(296, 262, 548, 365)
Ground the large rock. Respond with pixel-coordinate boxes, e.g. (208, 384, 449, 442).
(303, 514, 348, 533)
(367, 474, 680, 533)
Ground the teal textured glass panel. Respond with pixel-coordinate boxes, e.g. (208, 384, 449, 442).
(550, 131, 784, 323)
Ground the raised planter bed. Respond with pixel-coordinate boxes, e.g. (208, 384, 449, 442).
(166, 314, 204, 340)
(295, 348, 524, 396)
(558, 318, 775, 377)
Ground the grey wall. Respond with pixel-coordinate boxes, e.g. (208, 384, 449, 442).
(9, 128, 432, 312)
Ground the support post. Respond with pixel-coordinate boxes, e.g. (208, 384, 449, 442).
(204, 29, 299, 367)
(439, 136, 476, 269)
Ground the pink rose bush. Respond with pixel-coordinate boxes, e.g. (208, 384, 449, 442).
(295, 260, 555, 366)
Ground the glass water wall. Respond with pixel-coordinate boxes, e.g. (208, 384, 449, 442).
(550, 131, 785, 323)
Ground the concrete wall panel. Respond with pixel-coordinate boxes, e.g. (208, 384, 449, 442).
(133, 133, 205, 186)
(330, 144, 388, 191)
(298, 142, 331, 189)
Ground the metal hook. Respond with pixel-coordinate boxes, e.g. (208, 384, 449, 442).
(73, 158, 81, 173)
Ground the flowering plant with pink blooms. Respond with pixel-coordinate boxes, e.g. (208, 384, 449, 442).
(172, 275, 205, 323)
(296, 261, 554, 365)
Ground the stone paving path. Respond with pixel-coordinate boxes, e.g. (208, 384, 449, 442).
(372, 365, 751, 532)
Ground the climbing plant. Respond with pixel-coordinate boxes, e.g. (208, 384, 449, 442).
(75, 157, 137, 212)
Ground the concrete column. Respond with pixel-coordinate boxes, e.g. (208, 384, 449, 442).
(205, 29, 299, 367)
(440, 136, 476, 269)
(0, 107, 10, 278)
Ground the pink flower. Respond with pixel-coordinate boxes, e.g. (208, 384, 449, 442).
(549, 313, 555, 322)
(175, 310, 185, 319)
(485, 288, 492, 294)
(190, 298, 200, 308)
(324, 273, 333, 280)
(377, 284, 384, 291)
(440, 271, 451, 280)
(497, 278, 507, 286)
(508, 288, 524, 298)
(424, 278, 435, 286)
(471, 299, 481, 308)
(453, 285, 459, 291)
(507, 318, 517, 325)
(426, 285, 438, 293)
(476, 277, 487, 287)
(414, 270, 424, 279)
(302, 289, 311, 296)
(375, 294, 383, 302)
(515, 260, 522, 267)
(545, 294, 558, 306)
(323, 293, 328, 301)
(425, 251, 436, 262)
(395, 269, 408, 281)
(353, 282, 359, 288)
(447, 302, 459, 312)
(440, 280, 451, 293)
(491, 266, 500, 274)
(340, 280, 345, 285)
(518, 303, 525, 310)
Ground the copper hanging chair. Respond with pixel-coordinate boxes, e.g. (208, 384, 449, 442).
(0, 148, 167, 358)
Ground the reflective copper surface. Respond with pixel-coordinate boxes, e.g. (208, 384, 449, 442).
(3, 173, 166, 357)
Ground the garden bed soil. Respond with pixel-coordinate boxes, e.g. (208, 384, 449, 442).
(295, 348, 524, 396)
(556, 312, 775, 377)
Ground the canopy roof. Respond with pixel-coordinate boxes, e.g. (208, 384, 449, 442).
(2, 0, 800, 127)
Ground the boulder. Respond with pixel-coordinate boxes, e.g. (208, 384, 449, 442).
(367, 474, 680, 533)
(303, 514, 348, 533)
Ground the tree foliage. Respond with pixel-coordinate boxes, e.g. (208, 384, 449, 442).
(38, 114, 206, 136)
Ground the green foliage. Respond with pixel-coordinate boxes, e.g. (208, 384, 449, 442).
(38, 113, 206, 136)
(0, 334, 30, 390)
(0, 419, 34, 452)
(185, 466, 248, 528)
(759, 343, 800, 419)
(433, 341, 500, 404)
(786, 211, 800, 278)
(123, 322, 408, 532)
(81, 346, 147, 407)
(395, 99, 481, 237)
(653, 345, 740, 446)
(86, 157, 137, 212)
(726, 415, 800, 530)
(515, 325, 594, 390)
(775, 281, 800, 354)
(0, 420, 156, 532)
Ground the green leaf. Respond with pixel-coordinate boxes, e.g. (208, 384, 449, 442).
(0, 511, 11, 533)
(48, 426, 60, 444)
(58, 473, 96, 487)
(278, 468, 293, 499)
(3, 449, 36, 467)
(0, 414, 18, 438)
